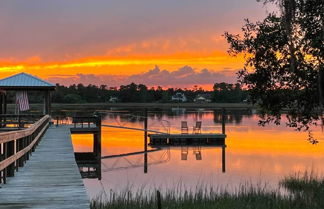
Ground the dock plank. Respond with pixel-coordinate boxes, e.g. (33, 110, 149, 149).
(0, 125, 90, 209)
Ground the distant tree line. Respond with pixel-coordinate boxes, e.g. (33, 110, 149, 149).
(50, 82, 248, 103)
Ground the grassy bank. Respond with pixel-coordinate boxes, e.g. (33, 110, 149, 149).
(91, 173, 324, 209)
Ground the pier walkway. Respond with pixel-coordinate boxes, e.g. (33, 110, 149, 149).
(0, 125, 89, 209)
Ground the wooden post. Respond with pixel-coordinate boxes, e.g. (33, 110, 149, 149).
(18, 114, 21, 128)
(0, 94, 2, 125)
(18, 139, 24, 168)
(0, 93, 2, 114)
(44, 90, 50, 115)
(26, 135, 30, 161)
(48, 91, 51, 115)
(156, 190, 162, 209)
(43, 91, 46, 115)
(4, 94, 7, 127)
(6, 141, 15, 177)
(93, 131, 97, 153)
(0, 143, 2, 183)
(23, 136, 27, 163)
(15, 139, 19, 171)
(144, 108, 148, 174)
(95, 115, 102, 180)
(222, 145, 226, 173)
(222, 108, 226, 134)
(3, 142, 7, 183)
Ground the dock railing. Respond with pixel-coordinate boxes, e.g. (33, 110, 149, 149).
(0, 115, 50, 184)
(0, 114, 44, 129)
(71, 116, 100, 129)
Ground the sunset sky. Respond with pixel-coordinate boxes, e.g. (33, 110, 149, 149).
(0, 0, 274, 89)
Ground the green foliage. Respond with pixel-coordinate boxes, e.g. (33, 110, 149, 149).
(224, 0, 324, 130)
(51, 82, 247, 104)
(213, 82, 247, 103)
(63, 94, 84, 103)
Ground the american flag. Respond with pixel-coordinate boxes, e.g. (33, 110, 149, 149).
(16, 91, 30, 111)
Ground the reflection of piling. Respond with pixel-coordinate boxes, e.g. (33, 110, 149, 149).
(222, 145, 226, 173)
(144, 108, 148, 173)
(222, 108, 226, 134)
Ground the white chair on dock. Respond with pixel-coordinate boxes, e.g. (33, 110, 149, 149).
(193, 121, 202, 134)
(181, 121, 188, 134)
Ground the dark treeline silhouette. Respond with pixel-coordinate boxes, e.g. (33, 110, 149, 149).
(51, 82, 248, 103)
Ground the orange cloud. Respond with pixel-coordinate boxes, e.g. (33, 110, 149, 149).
(0, 51, 244, 76)
(47, 66, 237, 89)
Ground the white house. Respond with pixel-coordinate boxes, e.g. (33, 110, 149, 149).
(108, 96, 118, 103)
(194, 94, 211, 103)
(171, 92, 187, 102)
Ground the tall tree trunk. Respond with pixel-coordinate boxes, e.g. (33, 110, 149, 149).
(282, 0, 297, 72)
(319, 4, 324, 107)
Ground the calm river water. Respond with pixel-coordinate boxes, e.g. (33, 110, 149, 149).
(68, 108, 324, 199)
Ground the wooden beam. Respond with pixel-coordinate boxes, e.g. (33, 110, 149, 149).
(101, 124, 167, 134)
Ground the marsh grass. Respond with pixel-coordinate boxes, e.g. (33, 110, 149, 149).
(280, 171, 324, 208)
(91, 173, 324, 209)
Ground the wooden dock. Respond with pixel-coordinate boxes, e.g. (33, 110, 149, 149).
(0, 125, 90, 209)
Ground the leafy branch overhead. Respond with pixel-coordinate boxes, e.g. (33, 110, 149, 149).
(225, 0, 324, 131)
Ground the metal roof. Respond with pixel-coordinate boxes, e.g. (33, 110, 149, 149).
(0, 72, 55, 90)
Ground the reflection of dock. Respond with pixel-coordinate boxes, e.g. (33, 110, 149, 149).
(149, 133, 226, 146)
(71, 116, 102, 180)
(75, 152, 101, 179)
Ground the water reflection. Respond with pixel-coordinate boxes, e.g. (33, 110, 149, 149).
(75, 152, 101, 179)
(101, 148, 170, 173)
(53, 108, 252, 127)
(68, 108, 324, 199)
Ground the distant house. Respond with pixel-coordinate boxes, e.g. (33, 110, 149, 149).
(171, 92, 187, 102)
(108, 96, 118, 103)
(194, 94, 211, 103)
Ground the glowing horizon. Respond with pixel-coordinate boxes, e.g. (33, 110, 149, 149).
(0, 0, 274, 89)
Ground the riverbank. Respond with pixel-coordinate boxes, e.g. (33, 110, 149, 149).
(91, 173, 324, 209)
(4, 102, 254, 113)
(52, 102, 254, 110)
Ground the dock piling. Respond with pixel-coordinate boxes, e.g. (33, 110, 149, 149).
(144, 108, 148, 173)
(222, 108, 226, 134)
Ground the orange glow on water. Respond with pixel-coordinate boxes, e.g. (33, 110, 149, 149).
(70, 111, 324, 198)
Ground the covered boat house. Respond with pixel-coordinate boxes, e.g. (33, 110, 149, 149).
(0, 72, 55, 115)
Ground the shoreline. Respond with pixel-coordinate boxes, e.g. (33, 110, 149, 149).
(51, 102, 254, 109)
